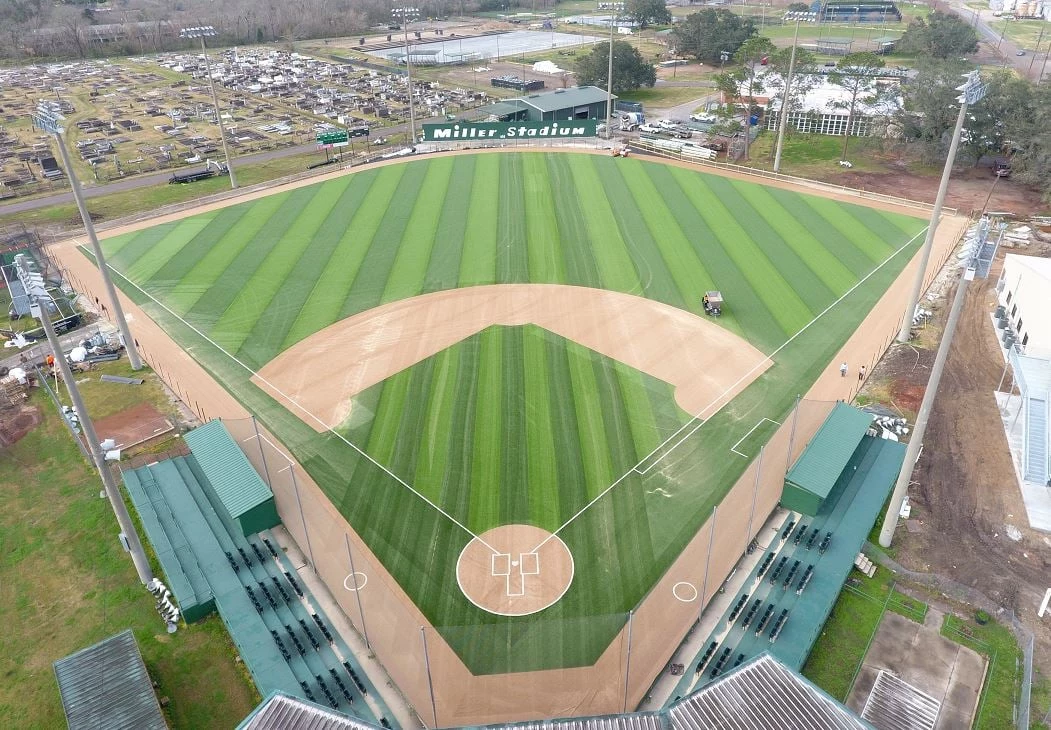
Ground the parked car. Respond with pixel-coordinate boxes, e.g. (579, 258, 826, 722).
(690, 113, 717, 124)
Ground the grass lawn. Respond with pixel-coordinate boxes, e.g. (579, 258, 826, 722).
(942, 613, 1025, 730)
(0, 365, 257, 728)
(94, 151, 926, 673)
(620, 85, 713, 109)
(991, 18, 1049, 50)
(744, 132, 888, 176)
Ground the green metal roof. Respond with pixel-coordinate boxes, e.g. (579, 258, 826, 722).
(183, 420, 272, 520)
(785, 403, 873, 501)
(53, 629, 166, 730)
(517, 85, 615, 113)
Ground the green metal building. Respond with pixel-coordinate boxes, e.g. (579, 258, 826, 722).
(482, 86, 615, 123)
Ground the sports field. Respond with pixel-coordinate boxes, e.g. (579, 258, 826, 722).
(96, 152, 927, 674)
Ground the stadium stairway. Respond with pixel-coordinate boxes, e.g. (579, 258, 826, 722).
(1024, 394, 1048, 485)
(661, 435, 906, 704)
(123, 454, 393, 726)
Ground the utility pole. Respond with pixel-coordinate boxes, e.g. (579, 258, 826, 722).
(32, 104, 142, 370)
(179, 27, 238, 189)
(773, 19, 801, 173)
(606, 8, 616, 145)
(897, 71, 985, 343)
(31, 289, 154, 585)
(1027, 24, 1044, 78)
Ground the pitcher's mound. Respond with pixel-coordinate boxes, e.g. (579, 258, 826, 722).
(456, 525, 574, 616)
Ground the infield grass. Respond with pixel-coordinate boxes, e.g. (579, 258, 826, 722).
(95, 151, 927, 673)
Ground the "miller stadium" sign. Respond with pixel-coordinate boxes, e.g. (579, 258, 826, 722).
(423, 121, 598, 142)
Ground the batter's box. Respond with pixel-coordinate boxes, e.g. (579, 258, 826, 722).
(492, 553, 511, 576)
(519, 552, 539, 575)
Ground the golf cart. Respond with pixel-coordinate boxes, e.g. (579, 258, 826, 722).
(703, 291, 723, 317)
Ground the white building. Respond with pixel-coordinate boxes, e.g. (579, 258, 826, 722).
(738, 72, 902, 138)
(998, 254, 1051, 357)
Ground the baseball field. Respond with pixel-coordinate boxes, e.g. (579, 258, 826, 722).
(93, 151, 928, 675)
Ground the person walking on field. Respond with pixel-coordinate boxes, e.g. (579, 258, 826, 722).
(840, 362, 848, 377)
(858, 365, 866, 381)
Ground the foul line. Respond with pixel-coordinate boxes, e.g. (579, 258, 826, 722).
(529, 225, 929, 553)
(74, 242, 499, 555)
(730, 418, 781, 457)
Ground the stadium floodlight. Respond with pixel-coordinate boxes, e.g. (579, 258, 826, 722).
(896, 70, 985, 344)
(18, 256, 153, 586)
(31, 102, 143, 371)
(393, 7, 421, 151)
(179, 25, 238, 189)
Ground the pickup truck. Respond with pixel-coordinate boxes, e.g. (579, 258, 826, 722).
(638, 122, 662, 133)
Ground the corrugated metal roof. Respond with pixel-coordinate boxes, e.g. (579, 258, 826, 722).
(860, 670, 940, 730)
(53, 629, 167, 730)
(518, 86, 615, 112)
(183, 420, 272, 520)
(668, 653, 873, 730)
(238, 693, 377, 730)
(785, 403, 873, 501)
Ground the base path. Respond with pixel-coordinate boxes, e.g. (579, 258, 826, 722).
(457, 525, 574, 616)
(254, 283, 770, 431)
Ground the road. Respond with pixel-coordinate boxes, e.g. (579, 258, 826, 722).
(945, 0, 1047, 80)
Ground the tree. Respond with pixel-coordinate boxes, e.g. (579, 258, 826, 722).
(733, 36, 776, 159)
(1012, 83, 1051, 200)
(786, 1, 810, 10)
(896, 11, 979, 59)
(574, 40, 657, 94)
(899, 59, 972, 164)
(671, 9, 757, 65)
(958, 69, 1032, 165)
(828, 51, 885, 160)
(625, 0, 670, 29)
(763, 46, 819, 155)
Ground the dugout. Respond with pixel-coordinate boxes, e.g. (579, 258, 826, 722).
(782, 402, 874, 515)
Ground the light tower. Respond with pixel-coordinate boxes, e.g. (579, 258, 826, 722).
(31, 103, 143, 370)
(179, 26, 238, 189)
(393, 7, 422, 149)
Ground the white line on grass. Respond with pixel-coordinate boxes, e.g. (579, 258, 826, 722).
(729, 417, 781, 458)
(78, 241, 500, 555)
(529, 225, 929, 553)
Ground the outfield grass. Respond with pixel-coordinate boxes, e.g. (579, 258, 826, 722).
(95, 152, 926, 673)
(0, 366, 257, 728)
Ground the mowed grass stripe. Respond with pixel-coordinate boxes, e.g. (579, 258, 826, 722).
(612, 161, 722, 319)
(147, 205, 251, 287)
(565, 341, 616, 499)
(497, 155, 529, 283)
(727, 180, 857, 297)
(162, 193, 290, 316)
(413, 346, 462, 503)
(765, 187, 880, 279)
(459, 154, 499, 285)
(612, 364, 673, 463)
(340, 164, 429, 318)
(282, 167, 402, 348)
(107, 222, 183, 269)
(523, 327, 561, 530)
(682, 171, 813, 333)
(643, 164, 784, 349)
(235, 177, 372, 368)
(468, 328, 503, 531)
(846, 205, 927, 244)
(801, 196, 894, 262)
(500, 327, 530, 526)
(569, 156, 641, 294)
(366, 369, 415, 466)
(186, 188, 316, 331)
(600, 160, 694, 311)
(210, 180, 350, 353)
(382, 157, 454, 304)
(123, 216, 215, 284)
(423, 156, 474, 292)
(522, 154, 565, 283)
(547, 154, 603, 286)
(546, 334, 590, 525)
